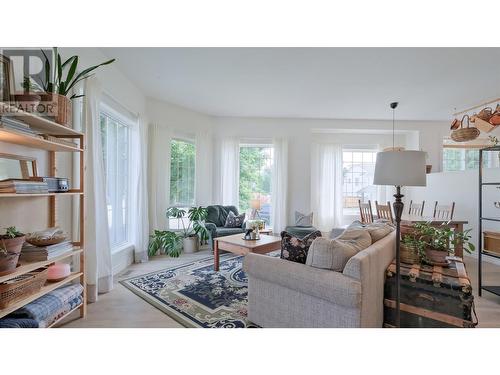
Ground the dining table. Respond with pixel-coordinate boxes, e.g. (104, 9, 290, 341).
(400, 214, 469, 258)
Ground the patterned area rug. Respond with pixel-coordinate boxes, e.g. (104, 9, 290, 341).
(121, 253, 277, 327)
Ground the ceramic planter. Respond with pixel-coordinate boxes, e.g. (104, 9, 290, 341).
(183, 236, 199, 254)
(0, 235, 26, 275)
(425, 247, 449, 266)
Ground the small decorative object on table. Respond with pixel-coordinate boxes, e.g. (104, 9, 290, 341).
(243, 228, 254, 240)
(47, 263, 71, 282)
(384, 257, 477, 328)
(0, 227, 26, 275)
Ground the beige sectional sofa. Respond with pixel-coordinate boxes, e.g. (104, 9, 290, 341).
(243, 228, 396, 328)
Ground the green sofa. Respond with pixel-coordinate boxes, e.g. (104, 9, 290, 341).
(205, 205, 246, 249)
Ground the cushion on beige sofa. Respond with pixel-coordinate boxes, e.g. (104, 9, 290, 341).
(364, 222, 395, 242)
(306, 228, 372, 271)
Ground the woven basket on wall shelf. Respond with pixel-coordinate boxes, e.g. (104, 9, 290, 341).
(451, 115, 480, 142)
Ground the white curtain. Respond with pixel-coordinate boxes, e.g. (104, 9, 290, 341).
(220, 137, 240, 206)
(271, 138, 288, 232)
(149, 124, 172, 230)
(196, 129, 213, 206)
(130, 115, 149, 262)
(311, 143, 343, 232)
(83, 78, 113, 303)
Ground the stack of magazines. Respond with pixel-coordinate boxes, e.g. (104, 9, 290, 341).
(20, 240, 74, 262)
(0, 116, 40, 136)
(0, 179, 49, 194)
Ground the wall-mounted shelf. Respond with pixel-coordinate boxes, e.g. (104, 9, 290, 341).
(0, 102, 83, 136)
(0, 272, 83, 319)
(0, 128, 82, 152)
(0, 191, 83, 198)
(0, 248, 83, 284)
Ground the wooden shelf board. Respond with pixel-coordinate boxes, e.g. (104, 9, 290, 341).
(0, 191, 83, 198)
(0, 128, 83, 152)
(0, 102, 83, 136)
(48, 302, 83, 328)
(0, 248, 83, 283)
(0, 272, 83, 318)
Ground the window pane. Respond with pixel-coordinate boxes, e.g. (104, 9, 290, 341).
(170, 139, 196, 206)
(342, 149, 378, 214)
(239, 146, 273, 226)
(100, 111, 130, 249)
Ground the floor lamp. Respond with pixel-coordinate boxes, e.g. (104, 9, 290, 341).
(373, 149, 426, 327)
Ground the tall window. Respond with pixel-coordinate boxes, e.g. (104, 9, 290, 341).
(169, 139, 196, 206)
(239, 145, 273, 226)
(342, 149, 378, 215)
(100, 110, 130, 249)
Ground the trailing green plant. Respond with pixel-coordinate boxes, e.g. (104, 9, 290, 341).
(148, 207, 210, 257)
(37, 49, 115, 99)
(404, 222, 475, 260)
(148, 230, 183, 257)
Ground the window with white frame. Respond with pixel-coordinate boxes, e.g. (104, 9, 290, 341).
(442, 147, 497, 171)
(169, 138, 196, 229)
(342, 149, 378, 215)
(100, 108, 131, 250)
(239, 144, 274, 226)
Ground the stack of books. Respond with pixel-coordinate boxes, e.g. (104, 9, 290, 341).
(20, 241, 74, 262)
(0, 116, 40, 136)
(0, 179, 49, 194)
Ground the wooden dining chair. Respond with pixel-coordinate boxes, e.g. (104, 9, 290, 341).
(358, 200, 374, 224)
(408, 200, 425, 216)
(433, 201, 455, 220)
(375, 201, 394, 223)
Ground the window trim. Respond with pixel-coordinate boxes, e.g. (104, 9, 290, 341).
(99, 104, 134, 252)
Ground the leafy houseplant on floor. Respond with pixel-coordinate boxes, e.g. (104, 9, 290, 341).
(402, 222, 475, 266)
(0, 227, 26, 275)
(148, 207, 210, 257)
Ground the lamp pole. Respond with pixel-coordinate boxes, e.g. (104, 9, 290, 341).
(393, 185, 404, 327)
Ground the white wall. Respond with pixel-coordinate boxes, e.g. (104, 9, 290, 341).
(211, 116, 449, 225)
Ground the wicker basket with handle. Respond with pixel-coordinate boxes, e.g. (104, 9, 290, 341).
(451, 115, 480, 142)
(0, 267, 49, 309)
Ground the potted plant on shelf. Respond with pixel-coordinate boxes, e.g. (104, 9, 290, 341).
(148, 206, 210, 256)
(34, 48, 115, 127)
(0, 227, 26, 275)
(402, 222, 475, 266)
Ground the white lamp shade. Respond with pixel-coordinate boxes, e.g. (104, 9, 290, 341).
(373, 150, 427, 187)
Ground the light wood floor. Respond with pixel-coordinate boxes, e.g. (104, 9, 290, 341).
(63, 251, 500, 328)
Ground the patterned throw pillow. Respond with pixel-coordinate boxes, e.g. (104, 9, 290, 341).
(224, 211, 245, 228)
(295, 211, 313, 227)
(280, 230, 322, 264)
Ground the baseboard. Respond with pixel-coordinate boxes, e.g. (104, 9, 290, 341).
(112, 246, 134, 275)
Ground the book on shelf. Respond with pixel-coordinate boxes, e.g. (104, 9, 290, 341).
(20, 241, 74, 262)
(42, 135, 78, 148)
(0, 179, 49, 194)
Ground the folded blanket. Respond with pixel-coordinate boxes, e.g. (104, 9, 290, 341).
(9, 283, 83, 322)
(39, 295, 83, 328)
(0, 318, 39, 328)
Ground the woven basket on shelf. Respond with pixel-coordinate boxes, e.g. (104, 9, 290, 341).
(451, 115, 480, 142)
(0, 267, 49, 309)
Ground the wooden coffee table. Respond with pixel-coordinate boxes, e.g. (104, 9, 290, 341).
(213, 233, 281, 271)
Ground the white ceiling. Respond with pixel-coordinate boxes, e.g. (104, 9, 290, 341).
(100, 48, 500, 121)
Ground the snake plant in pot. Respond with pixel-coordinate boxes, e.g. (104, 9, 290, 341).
(148, 206, 210, 257)
(32, 48, 115, 127)
(0, 227, 25, 275)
